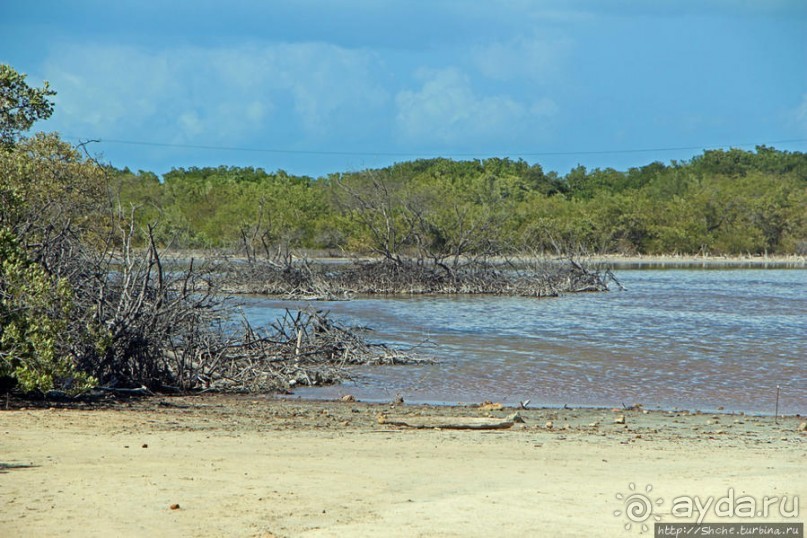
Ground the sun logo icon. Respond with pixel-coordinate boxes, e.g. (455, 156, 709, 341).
(614, 483, 663, 533)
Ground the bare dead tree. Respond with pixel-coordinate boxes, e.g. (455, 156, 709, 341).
(334, 172, 416, 265)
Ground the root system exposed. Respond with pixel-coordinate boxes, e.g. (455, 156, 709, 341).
(219, 256, 613, 299)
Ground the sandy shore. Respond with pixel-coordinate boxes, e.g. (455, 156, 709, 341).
(1, 395, 804, 537)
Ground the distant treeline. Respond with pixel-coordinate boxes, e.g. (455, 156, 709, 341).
(114, 146, 807, 257)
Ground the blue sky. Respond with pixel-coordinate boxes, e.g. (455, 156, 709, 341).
(2, 0, 806, 178)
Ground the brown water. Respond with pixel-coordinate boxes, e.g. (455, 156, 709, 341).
(242, 269, 806, 414)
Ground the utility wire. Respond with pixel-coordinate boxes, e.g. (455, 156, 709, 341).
(62, 136, 807, 159)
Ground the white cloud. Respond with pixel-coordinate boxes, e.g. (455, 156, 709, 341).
(44, 46, 173, 129)
(394, 67, 557, 146)
(37, 38, 563, 156)
(41, 42, 388, 144)
(178, 111, 203, 137)
(530, 97, 560, 117)
(245, 101, 267, 123)
(472, 35, 571, 82)
(258, 42, 388, 135)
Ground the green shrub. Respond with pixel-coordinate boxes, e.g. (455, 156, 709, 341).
(0, 228, 96, 394)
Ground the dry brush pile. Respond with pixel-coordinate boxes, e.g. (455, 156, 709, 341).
(5, 231, 432, 396)
(0, 135, 428, 398)
(209, 308, 430, 392)
(218, 255, 614, 299)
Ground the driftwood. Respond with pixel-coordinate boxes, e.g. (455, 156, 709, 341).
(178, 308, 433, 393)
(97, 386, 154, 397)
(378, 415, 515, 430)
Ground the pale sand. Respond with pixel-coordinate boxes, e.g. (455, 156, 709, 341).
(1, 396, 804, 537)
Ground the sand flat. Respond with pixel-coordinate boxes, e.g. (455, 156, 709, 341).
(1, 396, 804, 537)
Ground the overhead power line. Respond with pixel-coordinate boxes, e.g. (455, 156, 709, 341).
(62, 136, 807, 159)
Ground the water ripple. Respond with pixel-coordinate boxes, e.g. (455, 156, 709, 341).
(241, 269, 806, 414)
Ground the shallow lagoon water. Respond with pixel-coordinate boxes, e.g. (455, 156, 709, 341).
(240, 269, 806, 414)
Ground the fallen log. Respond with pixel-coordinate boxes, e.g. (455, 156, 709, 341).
(97, 386, 154, 397)
(378, 415, 515, 430)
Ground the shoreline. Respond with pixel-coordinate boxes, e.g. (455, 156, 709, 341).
(2, 395, 804, 537)
(4, 392, 804, 419)
(166, 250, 807, 268)
(277, 394, 801, 419)
(588, 253, 806, 269)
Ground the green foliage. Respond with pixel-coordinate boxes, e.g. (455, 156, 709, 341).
(0, 64, 56, 147)
(129, 166, 327, 252)
(328, 158, 534, 262)
(0, 65, 102, 393)
(110, 147, 807, 257)
(0, 228, 96, 393)
(0, 133, 112, 251)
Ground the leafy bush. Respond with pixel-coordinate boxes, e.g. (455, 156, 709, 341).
(0, 228, 96, 393)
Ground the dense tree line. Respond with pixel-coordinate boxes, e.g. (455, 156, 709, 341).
(116, 147, 807, 258)
(3, 64, 411, 396)
(3, 62, 804, 397)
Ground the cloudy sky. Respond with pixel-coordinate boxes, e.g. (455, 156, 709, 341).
(2, 0, 806, 177)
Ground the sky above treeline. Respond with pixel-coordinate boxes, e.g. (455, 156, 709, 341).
(2, 0, 806, 178)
